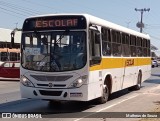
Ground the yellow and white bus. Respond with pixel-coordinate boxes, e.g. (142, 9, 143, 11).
(19, 14, 151, 104)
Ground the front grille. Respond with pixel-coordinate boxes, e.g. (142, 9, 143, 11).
(31, 75, 73, 81)
(37, 84, 48, 87)
(39, 90, 62, 96)
(37, 84, 66, 87)
(54, 84, 66, 87)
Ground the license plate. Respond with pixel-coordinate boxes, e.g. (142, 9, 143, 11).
(70, 93, 83, 97)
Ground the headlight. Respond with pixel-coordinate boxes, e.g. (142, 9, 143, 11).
(20, 76, 34, 87)
(69, 75, 88, 88)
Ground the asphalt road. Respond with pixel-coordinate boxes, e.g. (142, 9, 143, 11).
(0, 67, 160, 121)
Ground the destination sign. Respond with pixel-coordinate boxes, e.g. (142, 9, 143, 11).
(35, 19, 78, 28)
(23, 15, 86, 31)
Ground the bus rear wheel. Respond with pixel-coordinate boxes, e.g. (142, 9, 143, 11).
(130, 72, 142, 91)
(97, 84, 109, 104)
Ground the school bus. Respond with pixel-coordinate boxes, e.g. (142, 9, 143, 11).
(19, 14, 151, 104)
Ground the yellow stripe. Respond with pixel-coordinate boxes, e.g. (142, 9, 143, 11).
(89, 57, 151, 71)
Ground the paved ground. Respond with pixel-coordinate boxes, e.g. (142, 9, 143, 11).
(0, 67, 160, 121)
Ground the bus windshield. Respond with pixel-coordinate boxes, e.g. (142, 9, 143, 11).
(21, 31, 86, 72)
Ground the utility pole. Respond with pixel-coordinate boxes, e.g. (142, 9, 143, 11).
(135, 8, 150, 33)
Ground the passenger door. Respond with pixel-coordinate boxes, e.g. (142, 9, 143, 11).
(88, 28, 103, 98)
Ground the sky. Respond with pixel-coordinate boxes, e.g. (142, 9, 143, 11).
(0, 0, 160, 55)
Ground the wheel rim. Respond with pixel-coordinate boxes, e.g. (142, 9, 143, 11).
(103, 85, 108, 100)
(138, 73, 142, 87)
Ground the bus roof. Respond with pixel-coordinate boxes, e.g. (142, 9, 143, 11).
(86, 14, 150, 39)
(25, 13, 150, 39)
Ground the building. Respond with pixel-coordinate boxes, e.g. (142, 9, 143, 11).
(0, 28, 21, 61)
(0, 28, 21, 48)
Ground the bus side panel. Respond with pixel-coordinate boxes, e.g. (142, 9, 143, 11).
(121, 58, 137, 89)
(101, 58, 123, 93)
(88, 70, 103, 100)
(89, 58, 124, 94)
(101, 68, 124, 93)
(136, 58, 151, 84)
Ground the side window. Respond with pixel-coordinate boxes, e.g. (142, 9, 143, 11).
(111, 30, 122, 56)
(89, 30, 101, 57)
(10, 52, 18, 61)
(142, 39, 147, 57)
(136, 37, 143, 57)
(1, 52, 8, 61)
(101, 27, 111, 56)
(147, 40, 151, 57)
(130, 35, 137, 57)
(89, 29, 101, 65)
(122, 33, 130, 56)
(17, 53, 20, 61)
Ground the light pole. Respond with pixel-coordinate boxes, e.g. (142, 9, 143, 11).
(135, 8, 150, 33)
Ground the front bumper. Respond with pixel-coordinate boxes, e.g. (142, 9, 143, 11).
(20, 83, 88, 101)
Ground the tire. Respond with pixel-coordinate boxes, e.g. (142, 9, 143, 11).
(97, 84, 109, 104)
(132, 72, 142, 90)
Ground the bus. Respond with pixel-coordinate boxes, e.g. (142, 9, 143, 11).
(0, 48, 20, 62)
(19, 14, 151, 104)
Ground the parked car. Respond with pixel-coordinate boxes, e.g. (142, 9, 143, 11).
(0, 61, 20, 78)
(152, 60, 156, 68)
(154, 60, 159, 67)
(152, 60, 158, 68)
